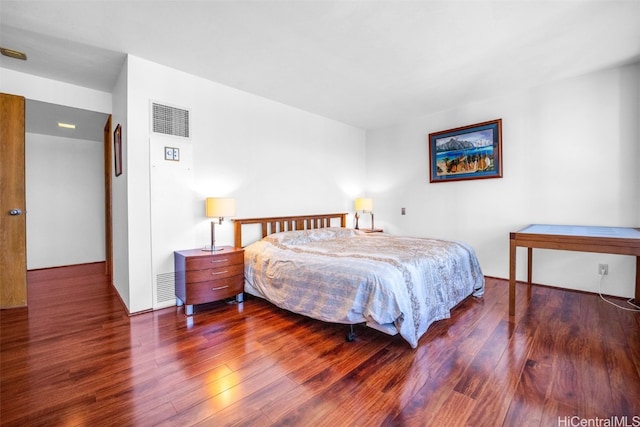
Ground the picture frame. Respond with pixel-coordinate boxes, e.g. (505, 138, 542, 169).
(114, 124, 122, 177)
(428, 119, 502, 183)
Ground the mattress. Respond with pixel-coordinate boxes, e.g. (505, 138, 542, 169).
(243, 227, 484, 348)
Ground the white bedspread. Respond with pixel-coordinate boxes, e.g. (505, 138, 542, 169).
(243, 228, 484, 348)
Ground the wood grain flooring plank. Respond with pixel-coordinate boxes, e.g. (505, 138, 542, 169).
(602, 337, 640, 416)
(428, 390, 476, 427)
(195, 375, 299, 426)
(159, 362, 293, 426)
(453, 319, 511, 399)
(2, 265, 639, 427)
(539, 398, 581, 427)
(613, 305, 640, 382)
(388, 348, 473, 426)
(502, 358, 553, 427)
(263, 337, 389, 424)
(466, 328, 535, 427)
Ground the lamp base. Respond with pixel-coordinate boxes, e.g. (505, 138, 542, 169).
(202, 246, 225, 252)
(203, 220, 225, 252)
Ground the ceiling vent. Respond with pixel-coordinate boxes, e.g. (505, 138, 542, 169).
(151, 102, 190, 138)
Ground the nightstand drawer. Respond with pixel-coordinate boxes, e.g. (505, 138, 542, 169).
(186, 263, 244, 283)
(174, 246, 245, 315)
(186, 252, 244, 270)
(186, 275, 244, 304)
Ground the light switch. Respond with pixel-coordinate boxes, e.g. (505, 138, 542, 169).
(164, 146, 180, 161)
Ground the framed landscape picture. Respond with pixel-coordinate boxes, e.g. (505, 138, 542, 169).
(114, 124, 122, 177)
(428, 119, 502, 183)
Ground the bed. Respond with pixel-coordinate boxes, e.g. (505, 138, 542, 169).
(233, 213, 484, 348)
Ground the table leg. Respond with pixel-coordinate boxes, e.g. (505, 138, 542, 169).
(509, 238, 516, 316)
(634, 256, 640, 305)
(527, 248, 533, 285)
(527, 247, 533, 300)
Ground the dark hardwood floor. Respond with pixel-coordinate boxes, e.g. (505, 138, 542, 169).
(1, 263, 639, 426)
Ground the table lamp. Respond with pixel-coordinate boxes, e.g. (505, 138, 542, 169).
(354, 198, 374, 230)
(204, 197, 235, 251)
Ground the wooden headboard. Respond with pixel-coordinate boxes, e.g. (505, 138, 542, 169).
(233, 213, 348, 248)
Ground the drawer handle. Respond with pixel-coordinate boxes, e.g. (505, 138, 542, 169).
(211, 285, 229, 291)
(210, 259, 228, 263)
(211, 270, 228, 275)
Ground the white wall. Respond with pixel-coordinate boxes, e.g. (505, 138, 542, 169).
(111, 58, 130, 310)
(366, 62, 640, 298)
(118, 55, 366, 312)
(25, 133, 105, 269)
(9, 59, 636, 307)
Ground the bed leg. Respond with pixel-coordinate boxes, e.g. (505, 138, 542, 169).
(346, 324, 356, 342)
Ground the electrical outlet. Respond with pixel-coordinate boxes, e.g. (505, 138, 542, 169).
(598, 264, 608, 275)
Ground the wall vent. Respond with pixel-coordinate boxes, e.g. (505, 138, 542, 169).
(151, 102, 190, 138)
(155, 272, 176, 306)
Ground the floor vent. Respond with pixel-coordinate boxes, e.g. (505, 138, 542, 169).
(155, 272, 176, 305)
(151, 102, 190, 138)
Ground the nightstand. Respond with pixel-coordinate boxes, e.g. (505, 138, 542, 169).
(174, 246, 244, 315)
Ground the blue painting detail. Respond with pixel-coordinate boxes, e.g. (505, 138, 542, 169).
(429, 120, 501, 182)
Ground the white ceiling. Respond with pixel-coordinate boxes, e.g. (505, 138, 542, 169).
(1, 1, 639, 135)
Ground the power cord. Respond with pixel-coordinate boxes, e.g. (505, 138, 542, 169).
(598, 271, 640, 312)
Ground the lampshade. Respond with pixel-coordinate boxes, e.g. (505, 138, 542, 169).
(354, 198, 373, 212)
(205, 197, 236, 218)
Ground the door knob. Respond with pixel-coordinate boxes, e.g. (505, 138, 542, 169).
(9, 209, 22, 216)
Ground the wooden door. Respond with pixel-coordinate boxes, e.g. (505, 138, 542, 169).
(103, 116, 113, 279)
(0, 93, 27, 308)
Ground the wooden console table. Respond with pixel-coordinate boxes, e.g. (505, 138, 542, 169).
(509, 224, 640, 316)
